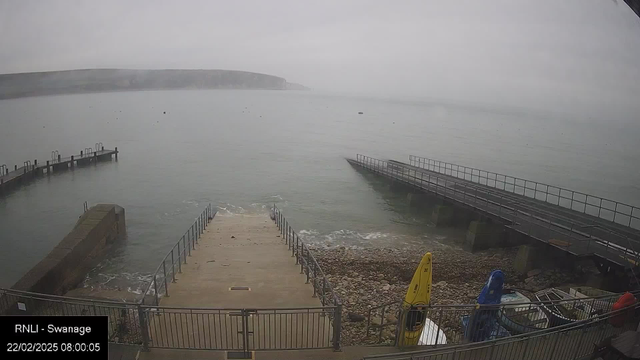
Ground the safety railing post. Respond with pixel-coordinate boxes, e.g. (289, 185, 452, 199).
(183, 236, 187, 263)
(192, 224, 196, 249)
(178, 241, 182, 272)
(312, 262, 318, 297)
(434, 307, 444, 347)
(187, 231, 192, 256)
(153, 275, 159, 306)
(333, 303, 342, 351)
(162, 260, 169, 297)
(295, 234, 299, 264)
(171, 251, 176, 282)
(305, 248, 310, 282)
(138, 306, 150, 351)
(322, 278, 327, 305)
(195, 218, 199, 244)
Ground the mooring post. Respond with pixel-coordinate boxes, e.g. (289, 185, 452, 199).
(14, 165, 17, 171)
(70, 155, 74, 168)
(80, 151, 83, 157)
(46, 160, 50, 174)
(58, 154, 61, 162)
(115, 147, 118, 160)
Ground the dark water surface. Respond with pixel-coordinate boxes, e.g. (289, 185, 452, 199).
(1, 90, 639, 291)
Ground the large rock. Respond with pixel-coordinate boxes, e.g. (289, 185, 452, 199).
(348, 312, 366, 322)
(527, 269, 542, 277)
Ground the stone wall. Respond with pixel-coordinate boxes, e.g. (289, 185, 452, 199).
(9, 204, 125, 295)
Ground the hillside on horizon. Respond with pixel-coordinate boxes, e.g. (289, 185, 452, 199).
(0, 69, 309, 100)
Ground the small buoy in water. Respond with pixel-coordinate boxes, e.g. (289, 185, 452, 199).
(163, 111, 166, 114)
(358, 112, 363, 114)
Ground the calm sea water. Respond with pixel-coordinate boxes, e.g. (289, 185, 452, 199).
(1, 90, 639, 290)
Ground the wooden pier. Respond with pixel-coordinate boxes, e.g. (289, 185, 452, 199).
(0, 144, 118, 195)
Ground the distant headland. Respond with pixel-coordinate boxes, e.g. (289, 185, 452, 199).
(0, 69, 309, 100)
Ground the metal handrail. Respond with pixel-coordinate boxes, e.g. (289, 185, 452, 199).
(140, 305, 338, 311)
(271, 204, 343, 351)
(140, 204, 214, 306)
(409, 155, 640, 230)
(0, 287, 139, 307)
(365, 289, 637, 345)
(271, 204, 342, 307)
(364, 301, 640, 360)
(398, 158, 640, 258)
(354, 154, 640, 268)
(400, 157, 640, 268)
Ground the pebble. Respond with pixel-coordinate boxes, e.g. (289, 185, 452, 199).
(312, 244, 584, 346)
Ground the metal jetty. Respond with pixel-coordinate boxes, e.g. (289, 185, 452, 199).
(0, 143, 118, 195)
(348, 154, 640, 273)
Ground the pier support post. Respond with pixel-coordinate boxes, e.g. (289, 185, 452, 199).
(465, 221, 505, 252)
(388, 179, 414, 193)
(406, 193, 431, 208)
(514, 245, 539, 275)
(431, 205, 454, 226)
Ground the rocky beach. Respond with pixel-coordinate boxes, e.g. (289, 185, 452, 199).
(312, 244, 586, 345)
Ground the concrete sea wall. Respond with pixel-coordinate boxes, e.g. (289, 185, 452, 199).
(9, 204, 126, 296)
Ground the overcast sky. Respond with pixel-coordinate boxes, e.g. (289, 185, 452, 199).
(1, 0, 639, 120)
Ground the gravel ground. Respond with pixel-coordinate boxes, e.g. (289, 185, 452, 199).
(312, 244, 584, 346)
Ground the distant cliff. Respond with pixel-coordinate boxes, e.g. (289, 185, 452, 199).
(286, 82, 310, 90)
(0, 69, 308, 100)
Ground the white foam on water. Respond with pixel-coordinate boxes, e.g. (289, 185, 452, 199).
(360, 232, 389, 240)
(127, 287, 143, 295)
(299, 229, 396, 246)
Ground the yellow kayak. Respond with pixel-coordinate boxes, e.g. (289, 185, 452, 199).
(399, 252, 433, 346)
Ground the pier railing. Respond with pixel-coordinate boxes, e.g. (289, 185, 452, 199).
(271, 204, 343, 350)
(363, 301, 640, 360)
(142, 305, 338, 350)
(354, 155, 640, 268)
(272, 204, 342, 307)
(408, 155, 640, 230)
(0, 288, 144, 345)
(365, 290, 634, 347)
(140, 204, 215, 306)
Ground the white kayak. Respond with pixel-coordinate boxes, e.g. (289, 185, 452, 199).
(418, 318, 447, 345)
